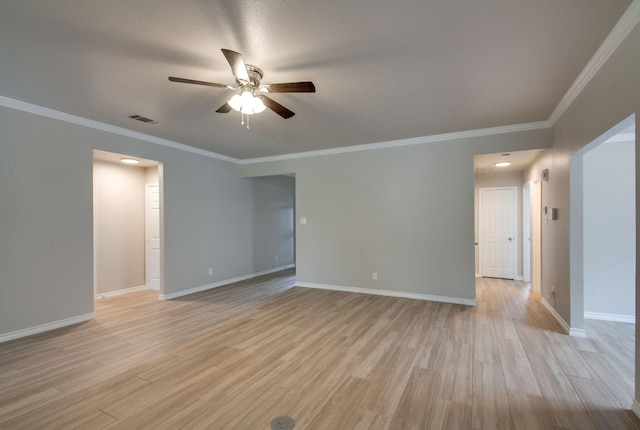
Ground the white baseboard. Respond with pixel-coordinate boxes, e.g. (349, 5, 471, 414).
(515, 276, 524, 281)
(584, 311, 635, 324)
(95, 284, 147, 300)
(160, 264, 295, 300)
(0, 313, 96, 344)
(569, 328, 587, 338)
(541, 297, 570, 335)
(475, 273, 481, 278)
(632, 399, 640, 420)
(295, 282, 476, 306)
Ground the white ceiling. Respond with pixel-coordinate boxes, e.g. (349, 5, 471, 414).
(0, 1, 631, 160)
(474, 149, 546, 174)
(93, 149, 159, 168)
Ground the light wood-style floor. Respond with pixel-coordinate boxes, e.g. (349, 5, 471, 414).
(0, 270, 638, 429)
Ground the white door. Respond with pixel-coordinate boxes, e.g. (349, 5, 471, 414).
(145, 184, 161, 290)
(480, 187, 516, 279)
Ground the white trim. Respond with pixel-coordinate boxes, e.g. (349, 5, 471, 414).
(0, 95, 238, 164)
(159, 264, 295, 300)
(515, 276, 524, 281)
(632, 399, 640, 420)
(295, 282, 476, 306)
(0, 95, 552, 165)
(584, 311, 635, 324)
(605, 133, 636, 144)
(541, 297, 570, 335)
(240, 121, 551, 164)
(548, 0, 640, 124)
(0, 313, 95, 344)
(95, 285, 148, 300)
(569, 328, 588, 338)
(522, 183, 531, 283)
(475, 273, 482, 278)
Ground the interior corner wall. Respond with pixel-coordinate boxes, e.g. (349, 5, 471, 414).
(241, 128, 551, 302)
(93, 159, 146, 295)
(474, 171, 524, 278)
(0, 104, 287, 338)
(583, 139, 635, 318)
(523, 23, 640, 334)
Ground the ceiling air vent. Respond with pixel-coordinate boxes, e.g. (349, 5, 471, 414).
(129, 114, 158, 124)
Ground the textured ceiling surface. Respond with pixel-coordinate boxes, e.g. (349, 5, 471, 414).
(0, 0, 631, 159)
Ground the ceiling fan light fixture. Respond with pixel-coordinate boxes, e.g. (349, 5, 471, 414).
(252, 97, 266, 113)
(170, 49, 314, 121)
(228, 94, 242, 111)
(229, 88, 266, 115)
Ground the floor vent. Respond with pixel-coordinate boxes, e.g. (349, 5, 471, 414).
(129, 114, 158, 124)
(271, 416, 295, 429)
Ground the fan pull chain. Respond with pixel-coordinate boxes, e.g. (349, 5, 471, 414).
(239, 113, 251, 130)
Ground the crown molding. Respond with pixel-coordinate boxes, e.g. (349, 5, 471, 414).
(1, 95, 551, 164)
(548, 0, 640, 125)
(239, 121, 552, 164)
(0, 95, 239, 164)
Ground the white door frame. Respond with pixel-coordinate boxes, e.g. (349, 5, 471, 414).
(479, 186, 518, 280)
(529, 180, 542, 293)
(145, 183, 161, 291)
(522, 183, 531, 283)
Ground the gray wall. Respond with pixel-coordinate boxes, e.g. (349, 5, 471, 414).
(583, 139, 635, 318)
(0, 105, 291, 337)
(242, 129, 551, 301)
(93, 159, 146, 295)
(474, 171, 524, 278)
(251, 175, 295, 271)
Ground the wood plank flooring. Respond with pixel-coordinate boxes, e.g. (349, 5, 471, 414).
(0, 271, 638, 429)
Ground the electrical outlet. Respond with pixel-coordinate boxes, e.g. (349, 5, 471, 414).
(551, 285, 556, 298)
(208, 268, 213, 276)
(372, 272, 378, 280)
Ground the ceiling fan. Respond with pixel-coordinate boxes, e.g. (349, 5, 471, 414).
(169, 49, 315, 121)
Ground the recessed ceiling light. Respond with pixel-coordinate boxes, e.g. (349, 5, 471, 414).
(495, 161, 511, 167)
(121, 158, 139, 165)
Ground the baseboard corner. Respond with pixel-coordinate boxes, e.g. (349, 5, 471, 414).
(541, 297, 570, 335)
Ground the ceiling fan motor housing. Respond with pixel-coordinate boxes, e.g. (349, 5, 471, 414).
(244, 65, 264, 88)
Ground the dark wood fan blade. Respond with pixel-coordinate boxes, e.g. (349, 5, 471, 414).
(215, 102, 233, 113)
(265, 82, 316, 93)
(259, 95, 295, 119)
(168, 76, 228, 88)
(221, 49, 250, 84)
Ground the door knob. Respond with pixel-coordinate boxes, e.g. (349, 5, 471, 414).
(508, 237, 513, 241)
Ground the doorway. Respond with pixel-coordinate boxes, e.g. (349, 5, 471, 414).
(569, 114, 636, 331)
(93, 150, 162, 298)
